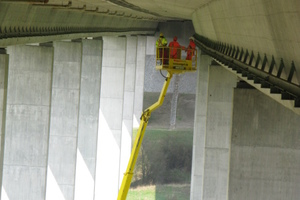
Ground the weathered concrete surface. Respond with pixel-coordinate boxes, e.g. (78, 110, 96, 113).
(119, 36, 137, 187)
(0, 53, 8, 199)
(46, 41, 81, 200)
(190, 52, 212, 200)
(192, 1, 300, 84)
(0, 3, 158, 48)
(3, 45, 53, 200)
(133, 36, 146, 128)
(229, 88, 300, 200)
(74, 39, 102, 200)
(94, 36, 126, 200)
(202, 65, 237, 200)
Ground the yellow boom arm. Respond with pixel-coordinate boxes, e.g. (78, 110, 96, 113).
(117, 72, 173, 200)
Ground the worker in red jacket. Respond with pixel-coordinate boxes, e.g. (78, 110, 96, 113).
(168, 36, 182, 59)
(186, 37, 196, 60)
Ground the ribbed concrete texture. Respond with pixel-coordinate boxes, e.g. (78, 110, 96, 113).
(190, 52, 212, 200)
(133, 36, 146, 128)
(74, 39, 102, 200)
(202, 65, 237, 200)
(2, 45, 53, 200)
(94, 36, 126, 200)
(229, 89, 300, 200)
(0, 53, 8, 199)
(46, 41, 81, 200)
(119, 36, 137, 187)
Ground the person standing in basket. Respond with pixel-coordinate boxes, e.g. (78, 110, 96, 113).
(186, 37, 196, 60)
(156, 33, 168, 64)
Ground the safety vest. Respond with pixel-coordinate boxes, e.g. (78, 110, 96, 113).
(156, 37, 168, 47)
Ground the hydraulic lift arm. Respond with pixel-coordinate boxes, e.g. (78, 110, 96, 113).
(117, 72, 173, 200)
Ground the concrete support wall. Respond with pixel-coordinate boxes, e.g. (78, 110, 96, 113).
(0, 53, 8, 199)
(190, 52, 212, 199)
(119, 36, 137, 187)
(46, 41, 81, 200)
(229, 89, 300, 200)
(191, 60, 237, 200)
(133, 36, 146, 128)
(3, 45, 53, 200)
(74, 39, 102, 200)
(95, 36, 126, 200)
(0, 37, 142, 200)
(202, 65, 236, 200)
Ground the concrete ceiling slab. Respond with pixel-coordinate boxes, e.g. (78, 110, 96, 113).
(0, 0, 299, 84)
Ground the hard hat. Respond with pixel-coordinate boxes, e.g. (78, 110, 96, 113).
(173, 36, 177, 41)
(160, 33, 164, 37)
(189, 36, 194, 41)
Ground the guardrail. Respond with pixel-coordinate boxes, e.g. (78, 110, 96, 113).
(194, 34, 300, 107)
(155, 47, 197, 73)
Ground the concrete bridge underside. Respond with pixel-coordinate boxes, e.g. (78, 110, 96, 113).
(0, 0, 300, 200)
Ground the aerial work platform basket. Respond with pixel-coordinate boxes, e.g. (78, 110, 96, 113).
(156, 46, 197, 73)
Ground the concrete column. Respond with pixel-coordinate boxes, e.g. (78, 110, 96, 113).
(46, 41, 81, 200)
(2, 45, 53, 200)
(202, 65, 236, 200)
(190, 52, 212, 200)
(133, 36, 146, 128)
(229, 89, 300, 200)
(94, 36, 126, 200)
(0, 52, 8, 199)
(119, 36, 137, 187)
(74, 39, 102, 200)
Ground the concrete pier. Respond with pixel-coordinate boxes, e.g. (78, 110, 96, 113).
(133, 36, 146, 128)
(119, 36, 137, 187)
(94, 36, 126, 200)
(0, 52, 8, 199)
(191, 60, 237, 200)
(46, 41, 82, 200)
(0, 36, 145, 200)
(3, 45, 53, 200)
(190, 52, 212, 200)
(74, 39, 102, 200)
(202, 64, 236, 200)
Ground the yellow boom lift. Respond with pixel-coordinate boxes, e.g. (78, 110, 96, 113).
(117, 46, 197, 200)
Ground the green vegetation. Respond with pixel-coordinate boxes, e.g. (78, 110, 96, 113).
(128, 128, 193, 199)
(127, 184, 190, 200)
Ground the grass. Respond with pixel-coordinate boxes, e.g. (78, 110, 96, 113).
(128, 128, 193, 199)
(127, 184, 190, 200)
